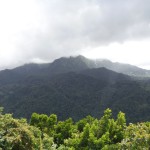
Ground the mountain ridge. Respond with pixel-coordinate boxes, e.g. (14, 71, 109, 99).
(0, 55, 150, 122)
(3, 55, 149, 78)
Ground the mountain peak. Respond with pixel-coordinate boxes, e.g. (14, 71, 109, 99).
(3, 55, 150, 77)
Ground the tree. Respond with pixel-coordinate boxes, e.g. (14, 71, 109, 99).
(98, 108, 112, 138)
(54, 118, 74, 145)
(79, 124, 90, 148)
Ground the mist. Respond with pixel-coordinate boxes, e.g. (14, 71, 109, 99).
(0, 0, 150, 69)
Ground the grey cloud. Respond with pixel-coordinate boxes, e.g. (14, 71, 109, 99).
(3, 0, 150, 68)
(35, 0, 150, 45)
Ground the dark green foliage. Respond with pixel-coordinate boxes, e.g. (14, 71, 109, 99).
(77, 115, 94, 132)
(79, 124, 90, 148)
(54, 118, 74, 146)
(1, 69, 150, 123)
(0, 55, 150, 123)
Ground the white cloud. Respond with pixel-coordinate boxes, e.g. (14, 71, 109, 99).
(82, 39, 150, 64)
(0, 0, 150, 69)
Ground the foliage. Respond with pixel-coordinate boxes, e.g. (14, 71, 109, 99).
(0, 108, 150, 149)
(0, 109, 54, 150)
(120, 122, 150, 149)
(1, 60, 150, 124)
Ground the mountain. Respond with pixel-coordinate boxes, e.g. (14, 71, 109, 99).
(1, 55, 149, 79)
(46, 55, 150, 77)
(0, 55, 150, 123)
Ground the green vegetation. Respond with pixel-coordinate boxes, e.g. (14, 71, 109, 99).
(0, 107, 150, 150)
(1, 68, 150, 123)
(1, 56, 150, 123)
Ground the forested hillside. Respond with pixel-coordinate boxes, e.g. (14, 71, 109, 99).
(0, 56, 150, 123)
(0, 108, 150, 150)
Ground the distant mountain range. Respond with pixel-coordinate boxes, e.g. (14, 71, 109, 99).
(3, 55, 150, 78)
(0, 55, 150, 123)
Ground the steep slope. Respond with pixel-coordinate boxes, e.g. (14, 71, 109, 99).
(80, 67, 130, 83)
(45, 55, 150, 77)
(50, 55, 150, 77)
(0, 56, 90, 86)
(94, 59, 150, 77)
(0, 55, 150, 122)
(0, 72, 107, 120)
(0, 65, 150, 122)
(1, 55, 150, 82)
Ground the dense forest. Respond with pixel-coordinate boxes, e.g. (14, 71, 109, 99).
(0, 107, 150, 150)
(0, 56, 150, 149)
(1, 56, 150, 123)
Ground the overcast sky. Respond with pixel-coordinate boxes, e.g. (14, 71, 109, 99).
(0, 0, 150, 70)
